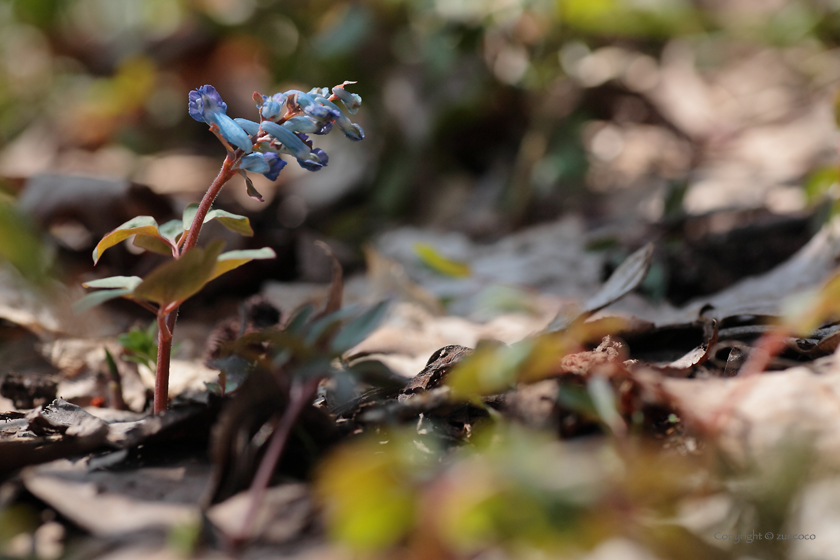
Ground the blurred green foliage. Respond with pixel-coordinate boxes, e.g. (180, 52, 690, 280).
(446, 316, 627, 397)
(0, 199, 49, 283)
(316, 422, 739, 558)
(414, 242, 471, 277)
(117, 321, 158, 370)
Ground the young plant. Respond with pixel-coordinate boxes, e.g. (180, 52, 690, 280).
(76, 82, 365, 413)
(210, 294, 392, 543)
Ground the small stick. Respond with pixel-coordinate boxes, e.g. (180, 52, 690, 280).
(103, 348, 127, 410)
(234, 376, 322, 543)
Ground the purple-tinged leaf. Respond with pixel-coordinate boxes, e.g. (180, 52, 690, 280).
(133, 241, 226, 307)
(244, 177, 264, 202)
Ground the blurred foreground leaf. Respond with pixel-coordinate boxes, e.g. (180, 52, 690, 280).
(0, 202, 49, 283)
(447, 317, 627, 398)
(317, 424, 615, 556)
(316, 431, 433, 550)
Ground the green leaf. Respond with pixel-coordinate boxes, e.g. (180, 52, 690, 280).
(286, 303, 316, 334)
(133, 240, 226, 306)
(414, 243, 471, 277)
(158, 219, 184, 244)
(209, 247, 276, 281)
(117, 323, 158, 369)
(93, 216, 172, 264)
(133, 219, 183, 255)
(82, 276, 143, 290)
(330, 301, 389, 354)
(132, 235, 172, 255)
(305, 306, 360, 347)
(181, 204, 199, 231)
(182, 203, 253, 237)
(73, 288, 135, 315)
(75, 276, 144, 314)
(206, 209, 253, 236)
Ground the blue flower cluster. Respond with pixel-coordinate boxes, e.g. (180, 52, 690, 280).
(188, 82, 364, 189)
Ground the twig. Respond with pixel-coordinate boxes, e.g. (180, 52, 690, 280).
(103, 348, 127, 410)
(234, 376, 322, 543)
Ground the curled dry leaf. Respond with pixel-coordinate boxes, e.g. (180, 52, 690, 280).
(313, 240, 343, 318)
(546, 243, 654, 333)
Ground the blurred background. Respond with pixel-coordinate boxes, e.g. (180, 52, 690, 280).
(1, 0, 839, 308)
(3, 4, 840, 557)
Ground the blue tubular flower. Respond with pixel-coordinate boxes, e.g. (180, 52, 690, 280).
(214, 114, 255, 153)
(240, 152, 287, 181)
(188, 85, 226, 122)
(285, 91, 333, 120)
(260, 121, 311, 160)
(262, 153, 286, 180)
(234, 118, 260, 136)
(188, 85, 253, 153)
(308, 87, 330, 98)
(297, 148, 329, 171)
(282, 116, 321, 134)
(239, 153, 269, 174)
(305, 100, 341, 121)
(315, 97, 364, 141)
(332, 85, 362, 114)
(344, 122, 365, 141)
(287, 90, 312, 109)
(314, 121, 333, 135)
(260, 100, 283, 121)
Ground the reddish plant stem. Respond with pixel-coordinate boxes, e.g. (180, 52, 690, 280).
(182, 155, 237, 252)
(152, 155, 238, 413)
(738, 329, 789, 377)
(154, 328, 172, 414)
(236, 376, 322, 542)
(708, 328, 790, 434)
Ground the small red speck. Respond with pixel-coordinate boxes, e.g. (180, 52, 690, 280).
(90, 396, 105, 408)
